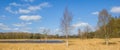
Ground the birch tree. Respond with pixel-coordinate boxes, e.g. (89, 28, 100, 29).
(98, 9, 111, 45)
(61, 7, 72, 47)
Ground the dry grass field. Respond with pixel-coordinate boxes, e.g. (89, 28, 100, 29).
(0, 38, 120, 50)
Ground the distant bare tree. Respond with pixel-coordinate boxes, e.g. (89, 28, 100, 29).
(78, 28, 81, 39)
(98, 9, 111, 45)
(61, 7, 72, 47)
(83, 25, 91, 39)
(42, 28, 50, 42)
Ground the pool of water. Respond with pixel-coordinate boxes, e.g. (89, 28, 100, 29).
(0, 40, 65, 43)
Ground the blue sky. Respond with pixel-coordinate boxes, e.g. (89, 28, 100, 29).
(0, 0, 120, 35)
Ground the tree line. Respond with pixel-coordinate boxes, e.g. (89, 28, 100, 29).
(78, 16, 120, 39)
(0, 32, 60, 39)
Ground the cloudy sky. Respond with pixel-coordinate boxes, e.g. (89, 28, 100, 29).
(0, 0, 120, 35)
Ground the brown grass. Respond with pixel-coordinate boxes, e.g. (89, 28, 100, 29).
(0, 38, 120, 50)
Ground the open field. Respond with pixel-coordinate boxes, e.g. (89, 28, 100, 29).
(0, 38, 120, 50)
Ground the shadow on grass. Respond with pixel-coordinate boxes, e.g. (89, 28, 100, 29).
(101, 42, 117, 45)
(69, 41, 73, 42)
(118, 41, 120, 42)
(68, 43, 75, 46)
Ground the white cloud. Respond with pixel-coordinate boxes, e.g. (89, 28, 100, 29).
(12, 24, 32, 32)
(22, 0, 34, 2)
(72, 22, 96, 32)
(92, 11, 99, 15)
(111, 6, 120, 13)
(19, 15, 42, 21)
(28, 2, 51, 11)
(0, 15, 6, 20)
(39, 27, 46, 30)
(9, 2, 22, 6)
(0, 23, 11, 30)
(72, 22, 89, 28)
(8, 8, 31, 14)
(5, 6, 18, 14)
(54, 28, 62, 35)
(12, 27, 32, 32)
(19, 8, 31, 14)
(13, 28, 19, 30)
(37, 27, 50, 33)
(39, 2, 51, 7)
(28, 6, 41, 11)
(0, 23, 32, 32)
(6, 2, 51, 14)
(20, 27, 31, 32)
(13, 22, 32, 27)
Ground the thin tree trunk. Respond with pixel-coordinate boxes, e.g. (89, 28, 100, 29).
(45, 35, 47, 43)
(104, 26, 109, 45)
(66, 38, 68, 47)
(66, 29, 69, 47)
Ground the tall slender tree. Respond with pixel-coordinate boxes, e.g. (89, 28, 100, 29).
(98, 9, 111, 45)
(61, 7, 72, 47)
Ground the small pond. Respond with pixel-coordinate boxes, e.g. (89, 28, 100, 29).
(0, 40, 65, 43)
